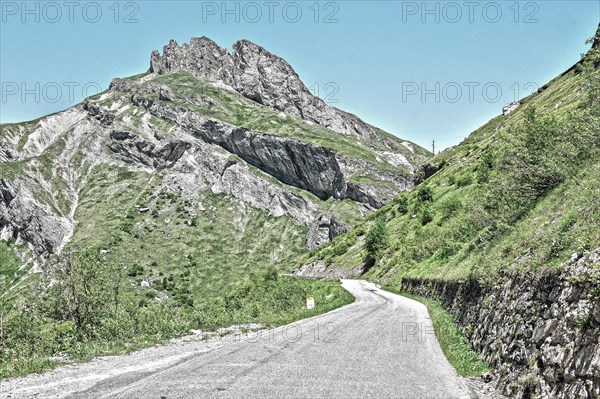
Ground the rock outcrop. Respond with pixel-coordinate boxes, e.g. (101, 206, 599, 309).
(413, 161, 441, 185)
(108, 131, 192, 169)
(114, 83, 411, 207)
(188, 122, 347, 201)
(0, 179, 73, 254)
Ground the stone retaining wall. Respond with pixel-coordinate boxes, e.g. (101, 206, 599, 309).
(400, 249, 600, 398)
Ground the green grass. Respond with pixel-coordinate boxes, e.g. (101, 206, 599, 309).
(69, 164, 309, 299)
(383, 285, 490, 377)
(0, 159, 27, 179)
(0, 118, 42, 151)
(0, 242, 23, 293)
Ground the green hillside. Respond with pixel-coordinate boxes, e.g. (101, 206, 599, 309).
(303, 40, 600, 286)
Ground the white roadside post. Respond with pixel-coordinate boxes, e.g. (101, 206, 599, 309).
(306, 296, 315, 310)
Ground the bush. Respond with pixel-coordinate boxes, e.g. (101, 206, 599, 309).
(456, 174, 473, 188)
(127, 263, 145, 277)
(262, 265, 279, 282)
(476, 153, 494, 184)
(416, 185, 433, 203)
(364, 218, 388, 263)
(393, 196, 409, 214)
(439, 197, 462, 220)
(47, 251, 125, 340)
(354, 225, 366, 236)
(420, 208, 433, 225)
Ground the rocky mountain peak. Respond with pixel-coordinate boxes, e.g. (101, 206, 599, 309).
(189, 36, 220, 48)
(150, 37, 232, 82)
(148, 37, 380, 138)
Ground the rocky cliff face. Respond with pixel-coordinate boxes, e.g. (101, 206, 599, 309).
(0, 37, 430, 259)
(0, 179, 74, 254)
(110, 76, 413, 208)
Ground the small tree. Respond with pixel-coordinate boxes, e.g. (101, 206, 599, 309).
(263, 265, 279, 282)
(364, 217, 388, 264)
(48, 250, 124, 340)
(416, 185, 433, 203)
(393, 196, 409, 214)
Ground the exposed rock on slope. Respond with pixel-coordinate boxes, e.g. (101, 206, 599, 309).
(108, 130, 192, 169)
(0, 178, 76, 255)
(110, 74, 416, 208)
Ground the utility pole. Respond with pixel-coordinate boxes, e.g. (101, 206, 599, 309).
(432, 140, 435, 155)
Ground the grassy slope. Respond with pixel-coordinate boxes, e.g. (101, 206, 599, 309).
(0, 242, 24, 294)
(305, 56, 600, 286)
(71, 164, 309, 300)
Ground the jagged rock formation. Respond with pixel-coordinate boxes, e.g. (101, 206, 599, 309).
(108, 130, 192, 169)
(149, 37, 380, 139)
(0, 37, 430, 258)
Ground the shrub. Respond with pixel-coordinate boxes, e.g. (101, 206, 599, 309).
(420, 208, 434, 225)
(364, 217, 388, 263)
(416, 185, 433, 203)
(439, 197, 462, 220)
(127, 264, 145, 277)
(393, 196, 409, 214)
(263, 265, 279, 282)
(456, 174, 473, 188)
(354, 225, 366, 236)
(46, 250, 125, 340)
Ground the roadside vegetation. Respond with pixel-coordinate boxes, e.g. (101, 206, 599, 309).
(0, 250, 353, 379)
(0, 163, 355, 379)
(383, 286, 489, 376)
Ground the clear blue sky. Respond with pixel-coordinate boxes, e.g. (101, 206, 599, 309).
(1, 1, 598, 151)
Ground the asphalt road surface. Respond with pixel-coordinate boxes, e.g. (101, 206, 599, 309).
(2, 280, 480, 399)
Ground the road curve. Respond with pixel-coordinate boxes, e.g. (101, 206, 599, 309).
(2, 280, 476, 399)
